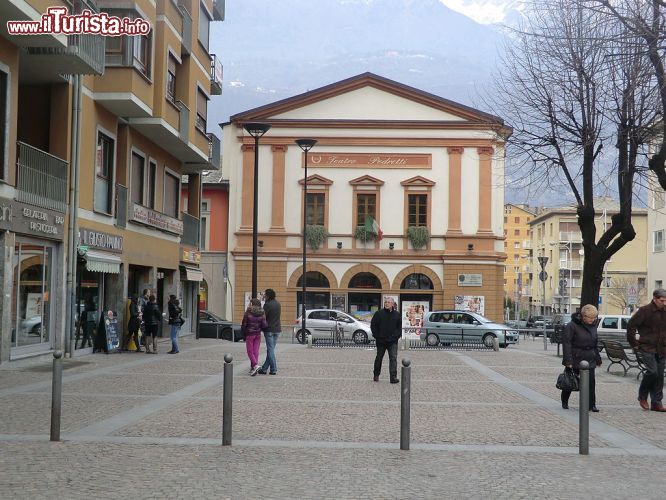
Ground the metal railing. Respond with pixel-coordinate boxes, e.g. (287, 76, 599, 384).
(115, 184, 127, 228)
(179, 4, 192, 55)
(208, 133, 221, 168)
(16, 142, 68, 213)
(177, 101, 190, 141)
(210, 54, 223, 95)
(181, 212, 200, 247)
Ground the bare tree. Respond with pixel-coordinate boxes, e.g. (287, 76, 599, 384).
(606, 276, 648, 312)
(493, 0, 660, 308)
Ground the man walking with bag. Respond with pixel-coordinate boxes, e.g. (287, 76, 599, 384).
(371, 297, 402, 383)
(627, 288, 666, 412)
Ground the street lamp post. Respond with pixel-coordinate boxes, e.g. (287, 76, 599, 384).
(296, 138, 317, 343)
(243, 123, 271, 299)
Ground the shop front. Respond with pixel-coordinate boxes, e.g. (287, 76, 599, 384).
(0, 198, 65, 363)
(74, 228, 123, 353)
(180, 248, 202, 332)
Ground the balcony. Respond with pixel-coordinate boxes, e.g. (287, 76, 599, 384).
(210, 54, 223, 95)
(16, 142, 68, 213)
(182, 212, 200, 247)
(212, 0, 225, 21)
(23, 1, 105, 81)
(179, 4, 192, 56)
(559, 231, 582, 243)
(208, 133, 221, 169)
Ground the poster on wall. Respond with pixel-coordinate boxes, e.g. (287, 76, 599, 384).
(331, 293, 347, 312)
(454, 295, 485, 315)
(401, 300, 430, 339)
(243, 291, 266, 309)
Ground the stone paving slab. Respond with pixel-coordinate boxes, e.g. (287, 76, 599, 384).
(0, 394, 143, 434)
(522, 381, 640, 406)
(123, 359, 227, 376)
(3, 442, 661, 500)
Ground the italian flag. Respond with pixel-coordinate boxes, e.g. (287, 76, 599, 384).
(365, 215, 383, 241)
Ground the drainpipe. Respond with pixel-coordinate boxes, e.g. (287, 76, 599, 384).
(65, 74, 82, 357)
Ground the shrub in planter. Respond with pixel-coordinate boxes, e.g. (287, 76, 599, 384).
(305, 224, 329, 250)
(354, 225, 377, 243)
(406, 226, 430, 249)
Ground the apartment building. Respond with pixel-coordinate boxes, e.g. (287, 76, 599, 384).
(0, 0, 223, 364)
(222, 73, 511, 327)
(503, 203, 534, 317)
(181, 170, 229, 319)
(526, 199, 648, 316)
(647, 172, 666, 292)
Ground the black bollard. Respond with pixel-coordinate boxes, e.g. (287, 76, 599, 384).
(400, 358, 411, 450)
(50, 350, 63, 442)
(579, 360, 590, 455)
(222, 354, 233, 446)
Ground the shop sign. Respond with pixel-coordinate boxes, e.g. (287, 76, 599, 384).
(181, 248, 201, 264)
(0, 197, 65, 241)
(457, 274, 483, 286)
(130, 203, 183, 235)
(79, 228, 123, 253)
(304, 153, 431, 169)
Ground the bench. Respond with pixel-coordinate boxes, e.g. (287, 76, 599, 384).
(603, 341, 642, 377)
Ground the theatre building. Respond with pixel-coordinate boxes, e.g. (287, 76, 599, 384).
(222, 73, 510, 328)
(0, 0, 223, 364)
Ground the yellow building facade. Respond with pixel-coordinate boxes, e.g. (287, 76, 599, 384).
(503, 203, 534, 318)
(0, 0, 223, 364)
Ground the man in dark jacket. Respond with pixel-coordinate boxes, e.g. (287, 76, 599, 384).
(143, 295, 161, 354)
(627, 288, 666, 411)
(561, 304, 602, 411)
(371, 297, 402, 383)
(258, 289, 281, 375)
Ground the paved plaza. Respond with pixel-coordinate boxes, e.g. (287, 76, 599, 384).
(1, 335, 666, 499)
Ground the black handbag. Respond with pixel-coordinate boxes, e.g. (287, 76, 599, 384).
(556, 368, 579, 392)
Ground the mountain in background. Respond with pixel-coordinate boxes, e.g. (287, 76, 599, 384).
(209, 0, 505, 126)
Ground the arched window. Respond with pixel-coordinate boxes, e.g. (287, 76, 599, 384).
(296, 271, 330, 288)
(349, 272, 381, 289)
(401, 273, 433, 290)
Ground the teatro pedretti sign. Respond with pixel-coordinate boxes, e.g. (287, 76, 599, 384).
(0, 197, 65, 241)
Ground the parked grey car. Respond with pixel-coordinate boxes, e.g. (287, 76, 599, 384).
(420, 310, 519, 348)
(294, 309, 374, 344)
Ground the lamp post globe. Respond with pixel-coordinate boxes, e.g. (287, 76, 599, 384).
(295, 139, 317, 343)
(243, 122, 271, 299)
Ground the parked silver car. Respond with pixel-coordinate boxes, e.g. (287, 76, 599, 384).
(294, 309, 374, 344)
(420, 310, 519, 348)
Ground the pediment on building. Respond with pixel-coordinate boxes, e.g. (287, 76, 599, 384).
(400, 175, 436, 187)
(298, 174, 333, 186)
(229, 73, 509, 133)
(349, 175, 385, 186)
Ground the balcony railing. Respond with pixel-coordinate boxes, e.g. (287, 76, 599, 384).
(27, 1, 105, 75)
(559, 231, 582, 242)
(16, 142, 68, 213)
(179, 4, 192, 55)
(182, 212, 200, 247)
(177, 101, 190, 141)
(210, 54, 223, 95)
(212, 0, 225, 20)
(208, 133, 221, 168)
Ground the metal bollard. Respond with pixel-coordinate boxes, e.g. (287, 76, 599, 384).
(307, 333, 313, 349)
(492, 337, 499, 352)
(579, 360, 590, 455)
(400, 359, 411, 450)
(222, 354, 233, 446)
(50, 350, 64, 442)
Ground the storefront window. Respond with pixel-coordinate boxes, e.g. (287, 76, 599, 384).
(12, 242, 53, 348)
(401, 273, 433, 290)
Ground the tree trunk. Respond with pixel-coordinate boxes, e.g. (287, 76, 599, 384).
(580, 245, 604, 311)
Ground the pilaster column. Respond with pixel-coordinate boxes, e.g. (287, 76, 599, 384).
(446, 147, 463, 235)
(270, 145, 287, 231)
(477, 147, 494, 235)
(240, 144, 254, 230)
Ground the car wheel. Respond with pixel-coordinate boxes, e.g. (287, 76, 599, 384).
(296, 329, 310, 344)
(425, 333, 439, 346)
(482, 333, 497, 348)
(221, 327, 233, 341)
(352, 330, 368, 344)
(31, 324, 42, 335)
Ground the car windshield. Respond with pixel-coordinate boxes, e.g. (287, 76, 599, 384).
(206, 311, 224, 322)
(470, 313, 493, 324)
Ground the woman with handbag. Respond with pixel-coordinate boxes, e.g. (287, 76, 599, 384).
(241, 298, 267, 376)
(561, 304, 602, 411)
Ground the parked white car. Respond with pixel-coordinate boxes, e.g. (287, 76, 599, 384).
(294, 309, 374, 344)
(597, 314, 632, 343)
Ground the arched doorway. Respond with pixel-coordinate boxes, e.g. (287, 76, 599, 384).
(400, 273, 434, 337)
(348, 272, 382, 322)
(296, 271, 331, 312)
